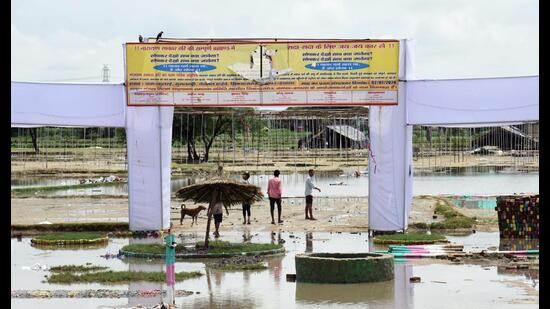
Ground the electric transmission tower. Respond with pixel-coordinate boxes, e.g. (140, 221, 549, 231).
(102, 64, 110, 82)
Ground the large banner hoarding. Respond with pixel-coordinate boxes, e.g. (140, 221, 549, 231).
(125, 40, 399, 106)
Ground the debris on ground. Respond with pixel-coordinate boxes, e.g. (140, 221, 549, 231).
(11, 289, 194, 299)
(21, 263, 49, 271)
(207, 255, 266, 270)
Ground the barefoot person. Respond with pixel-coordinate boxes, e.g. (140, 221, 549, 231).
(241, 172, 252, 225)
(305, 169, 321, 220)
(267, 170, 283, 224)
(211, 200, 229, 238)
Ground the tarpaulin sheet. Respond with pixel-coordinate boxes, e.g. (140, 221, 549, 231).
(11, 82, 126, 127)
(126, 106, 174, 230)
(406, 76, 538, 126)
(368, 82, 413, 231)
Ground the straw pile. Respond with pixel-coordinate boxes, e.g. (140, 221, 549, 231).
(175, 177, 264, 207)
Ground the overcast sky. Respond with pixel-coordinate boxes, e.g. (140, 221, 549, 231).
(12, 0, 538, 83)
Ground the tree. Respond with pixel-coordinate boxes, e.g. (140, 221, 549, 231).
(29, 128, 39, 153)
(201, 114, 229, 162)
(172, 107, 254, 163)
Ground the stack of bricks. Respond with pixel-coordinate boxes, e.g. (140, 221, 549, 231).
(495, 195, 539, 239)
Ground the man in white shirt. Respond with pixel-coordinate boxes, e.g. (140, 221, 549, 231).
(305, 169, 321, 220)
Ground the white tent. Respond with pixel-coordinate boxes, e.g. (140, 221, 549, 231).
(10, 39, 539, 231)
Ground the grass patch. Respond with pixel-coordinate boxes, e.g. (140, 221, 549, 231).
(12, 222, 129, 233)
(409, 222, 429, 229)
(429, 198, 476, 230)
(121, 243, 168, 255)
(31, 232, 108, 246)
(33, 232, 106, 241)
(121, 240, 283, 256)
(11, 181, 127, 197)
(194, 240, 283, 254)
(373, 232, 447, 244)
(50, 265, 109, 273)
(430, 217, 476, 229)
(47, 270, 202, 284)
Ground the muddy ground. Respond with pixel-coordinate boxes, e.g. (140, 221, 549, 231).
(11, 195, 497, 233)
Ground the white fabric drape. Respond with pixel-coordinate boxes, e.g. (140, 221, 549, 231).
(126, 106, 174, 230)
(11, 82, 126, 127)
(406, 76, 539, 126)
(368, 82, 413, 231)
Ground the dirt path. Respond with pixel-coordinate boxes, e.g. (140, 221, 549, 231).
(11, 196, 497, 233)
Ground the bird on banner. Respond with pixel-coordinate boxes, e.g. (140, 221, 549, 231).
(156, 31, 163, 42)
(139, 35, 143, 42)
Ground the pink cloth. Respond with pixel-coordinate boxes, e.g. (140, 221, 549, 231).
(267, 177, 282, 198)
(166, 264, 175, 285)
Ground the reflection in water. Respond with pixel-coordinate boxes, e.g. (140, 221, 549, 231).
(270, 231, 284, 245)
(296, 281, 394, 304)
(12, 169, 539, 197)
(497, 266, 539, 281)
(127, 238, 165, 306)
(305, 232, 313, 253)
(242, 230, 252, 243)
(128, 262, 163, 307)
(394, 263, 414, 309)
(499, 238, 539, 251)
(192, 269, 258, 309)
(267, 256, 283, 287)
(295, 263, 413, 309)
(9, 232, 539, 309)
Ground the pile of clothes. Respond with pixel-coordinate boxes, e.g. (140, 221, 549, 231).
(496, 195, 539, 239)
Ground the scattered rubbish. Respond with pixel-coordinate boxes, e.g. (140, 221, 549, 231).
(376, 244, 465, 258)
(286, 274, 297, 282)
(329, 182, 346, 186)
(22, 263, 49, 271)
(410, 277, 421, 283)
(100, 252, 122, 259)
(11, 289, 194, 299)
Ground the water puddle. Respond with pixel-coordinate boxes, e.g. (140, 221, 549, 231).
(11, 232, 537, 308)
(11, 170, 539, 198)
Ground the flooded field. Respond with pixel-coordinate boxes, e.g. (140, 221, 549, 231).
(11, 232, 538, 309)
(11, 168, 539, 198)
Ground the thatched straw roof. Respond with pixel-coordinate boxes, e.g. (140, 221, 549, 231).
(175, 177, 264, 207)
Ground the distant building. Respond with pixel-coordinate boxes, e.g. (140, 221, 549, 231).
(473, 125, 539, 150)
(305, 125, 368, 149)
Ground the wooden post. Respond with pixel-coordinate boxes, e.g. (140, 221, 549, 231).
(204, 194, 217, 248)
(204, 207, 213, 248)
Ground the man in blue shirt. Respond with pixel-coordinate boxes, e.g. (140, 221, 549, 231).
(304, 169, 321, 220)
